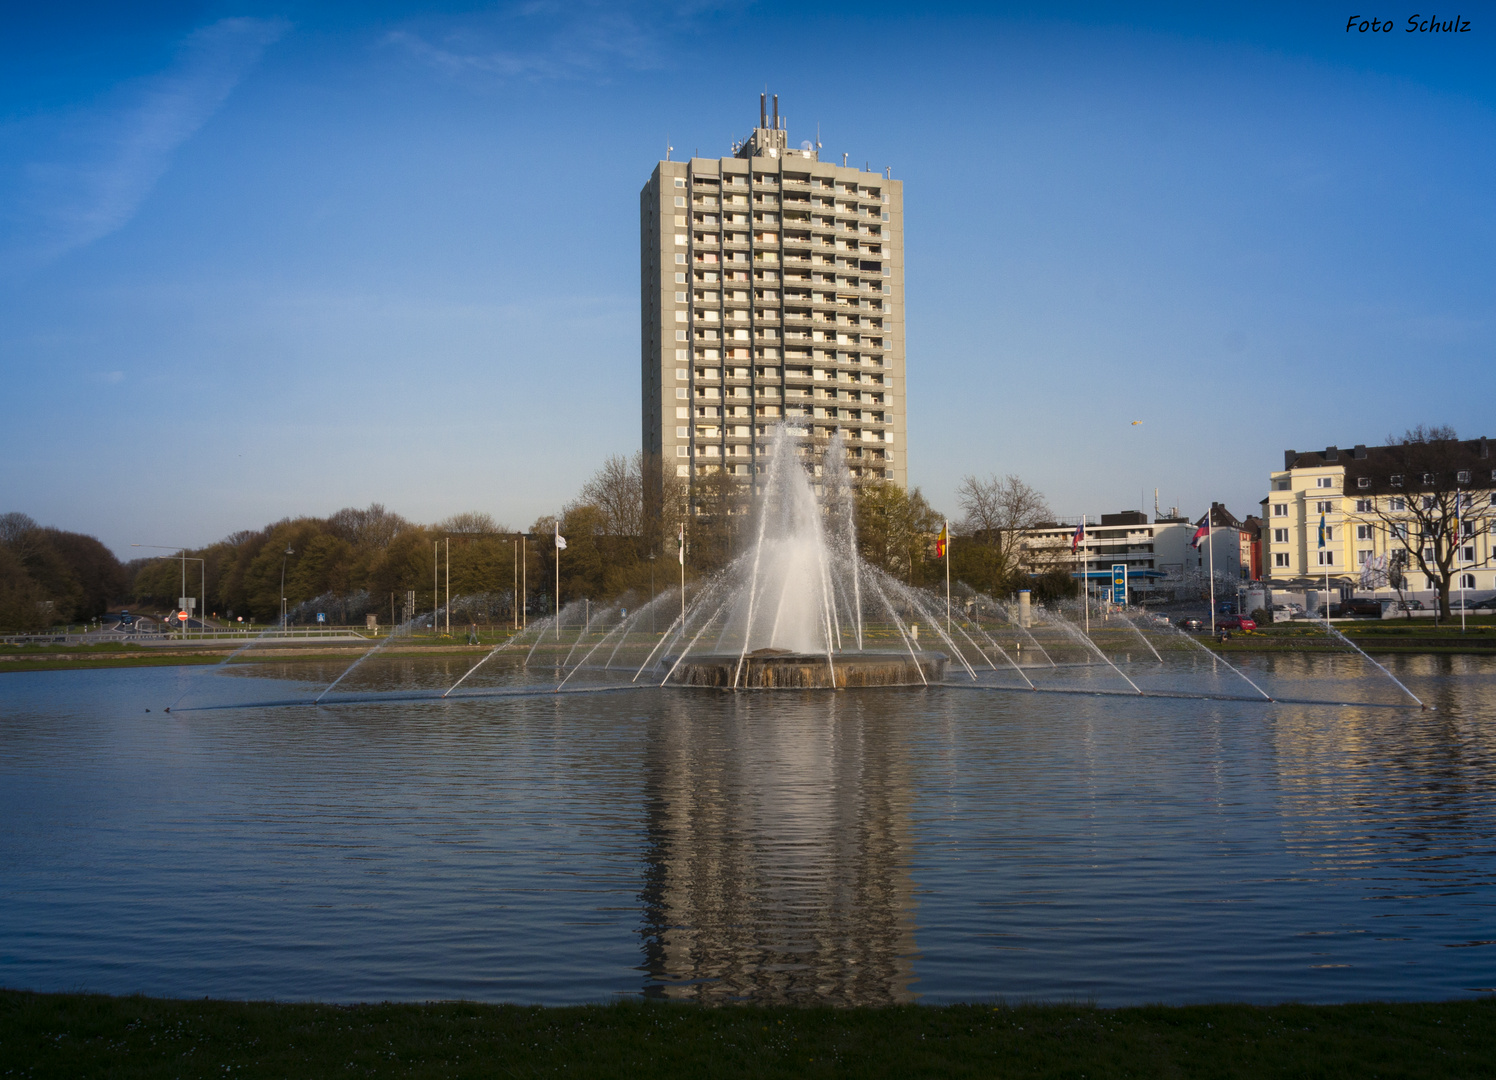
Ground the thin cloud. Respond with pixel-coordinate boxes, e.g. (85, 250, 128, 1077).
(13, 17, 288, 265)
(382, 2, 709, 83)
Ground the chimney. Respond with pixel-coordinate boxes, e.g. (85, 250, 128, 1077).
(1481, 437, 1490, 459)
(1353, 444, 1367, 459)
(1284, 449, 1296, 470)
(1325, 445, 1339, 461)
(772, 94, 779, 130)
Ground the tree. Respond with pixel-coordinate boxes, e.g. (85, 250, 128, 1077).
(1356, 426, 1493, 619)
(580, 453, 644, 542)
(953, 473, 1054, 593)
(855, 482, 942, 585)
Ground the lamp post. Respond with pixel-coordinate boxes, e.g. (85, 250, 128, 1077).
(131, 545, 206, 638)
(281, 545, 294, 635)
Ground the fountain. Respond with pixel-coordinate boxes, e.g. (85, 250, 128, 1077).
(639, 427, 953, 690)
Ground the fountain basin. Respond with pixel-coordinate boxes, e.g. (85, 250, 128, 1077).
(666, 649, 947, 689)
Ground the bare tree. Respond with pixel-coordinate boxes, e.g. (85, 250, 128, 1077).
(1356, 427, 1494, 619)
(436, 511, 503, 535)
(579, 452, 644, 539)
(327, 503, 409, 548)
(955, 473, 1053, 581)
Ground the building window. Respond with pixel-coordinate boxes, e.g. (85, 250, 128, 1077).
(675, 368, 688, 379)
(675, 388, 687, 398)
(1389, 497, 1405, 511)
(1423, 547, 1435, 563)
(1315, 500, 1333, 514)
(675, 254, 686, 264)
(1272, 503, 1288, 517)
(1358, 549, 1374, 565)
(676, 446, 688, 457)
(1354, 499, 1372, 512)
(673, 178, 685, 188)
(1357, 476, 1371, 489)
(1273, 528, 1288, 543)
(1390, 474, 1403, 487)
(1462, 546, 1476, 562)
(1317, 477, 1334, 488)
(1317, 551, 1335, 566)
(1391, 523, 1408, 539)
(1457, 470, 1471, 484)
(1461, 573, 1476, 589)
(1422, 496, 1436, 510)
(1275, 552, 1290, 568)
(674, 195, 685, 206)
(675, 426, 688, 438)
(675, 330, 687, 341)
(1356, 524, 1373, 540)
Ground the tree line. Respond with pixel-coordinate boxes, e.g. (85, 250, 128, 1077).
(0, 513, 127, 631)
(2, 456, 1065, 631)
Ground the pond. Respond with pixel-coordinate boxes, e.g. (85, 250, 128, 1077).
(1, 653, 1493, 1006)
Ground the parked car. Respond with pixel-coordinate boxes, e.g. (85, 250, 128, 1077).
(1176, 617, 1205, 632)
(1272, 603, 1304, 618)
(1217, 602, 1237, 615)
(1218, 615, 1257, 631)
(1394, 599, 1424, 611)
(1148, 612, 1173, 626)
(1343, 598, 1386, 617)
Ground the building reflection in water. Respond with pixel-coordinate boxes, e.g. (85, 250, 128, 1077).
(638, 692, 918, 1005)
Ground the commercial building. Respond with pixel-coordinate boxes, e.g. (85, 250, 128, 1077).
(1024, 511, 1191, 603)
(1262, 440, 1496, 604)
(640, 96, 905, 491)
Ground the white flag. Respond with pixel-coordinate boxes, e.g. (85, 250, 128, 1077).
(555, 529, 567, 551)
(677, 523, 685, 565)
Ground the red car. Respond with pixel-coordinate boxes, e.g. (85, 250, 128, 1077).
(1217, 615, 1256, 631)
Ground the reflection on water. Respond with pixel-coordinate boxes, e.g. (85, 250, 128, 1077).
(0, 653, 1493, 1006)
(640, 694, 915, 1004)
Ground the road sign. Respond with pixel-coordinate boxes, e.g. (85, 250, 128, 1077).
(316, 612, 326, 623)
(177, 612, 189, 622)
(1111, 563, 1128, 607)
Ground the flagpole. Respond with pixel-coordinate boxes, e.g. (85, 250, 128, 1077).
(679, 522, 686, 631)
(944, 520, 951, 637)
(555, 524, 561, 641)
(1082, 514, 1088, 635)
(1458, 488, 1466, 633)
(521, 536, 527, 629)
(1207, 508, 1216, 635)
(513, 539, 518, 631)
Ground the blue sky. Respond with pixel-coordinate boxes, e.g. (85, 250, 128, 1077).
(2, 2, 1492, 555)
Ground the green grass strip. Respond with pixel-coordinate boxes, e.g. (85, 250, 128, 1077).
(2, 991, 1492, 1078)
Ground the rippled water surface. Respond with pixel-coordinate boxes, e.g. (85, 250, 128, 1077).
(2, 654, 1495, 1005)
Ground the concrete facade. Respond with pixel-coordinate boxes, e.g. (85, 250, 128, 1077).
(641, 98, 906, 492)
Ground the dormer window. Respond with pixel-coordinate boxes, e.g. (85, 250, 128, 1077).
(1421, 473, 1434, 484)
(1457, 470, 1471, 484)
(1357, 477, 1370, 489)
(1390, 474, 1403, 487)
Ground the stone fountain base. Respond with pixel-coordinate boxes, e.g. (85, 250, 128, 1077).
(665, 648, 947, 689)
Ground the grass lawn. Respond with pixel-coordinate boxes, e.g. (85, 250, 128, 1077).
(1, 991, 1492, 1078)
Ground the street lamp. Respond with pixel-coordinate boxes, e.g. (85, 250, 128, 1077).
(281, 546, 294, 635)
(131, 545, 206, 638)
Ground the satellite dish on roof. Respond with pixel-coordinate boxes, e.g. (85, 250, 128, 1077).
(801, 140, 813, 150)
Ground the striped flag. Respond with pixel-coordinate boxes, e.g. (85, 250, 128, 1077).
(935, 522, 948, 560)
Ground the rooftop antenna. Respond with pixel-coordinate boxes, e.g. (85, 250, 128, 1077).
(760, 92, 766, 129)
(1154, 488, 1160, 520)
(666, 139, 672, 161)
(816, 121, 821, 150)
(772, 94, 779, 130)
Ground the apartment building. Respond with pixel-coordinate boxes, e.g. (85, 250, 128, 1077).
(641, 96, 905, 492)
(1262, 440, 1496, 600)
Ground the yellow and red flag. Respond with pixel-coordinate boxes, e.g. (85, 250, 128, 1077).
(935, 522, 948, 559)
